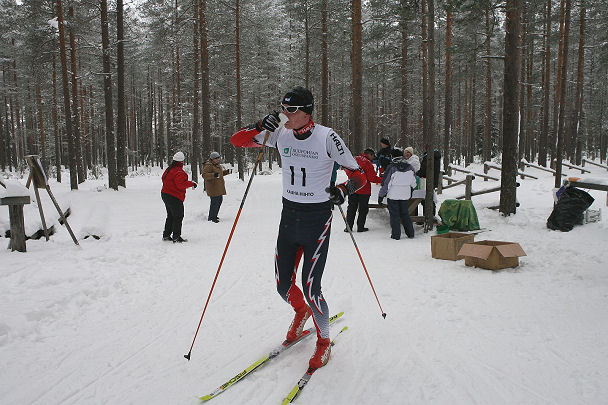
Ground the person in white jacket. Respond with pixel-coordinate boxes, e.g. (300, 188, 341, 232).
(404, 146, 421, 173)
(378, 157, 417, 240)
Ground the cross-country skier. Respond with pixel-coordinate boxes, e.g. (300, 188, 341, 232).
(230, 86, 366, 369)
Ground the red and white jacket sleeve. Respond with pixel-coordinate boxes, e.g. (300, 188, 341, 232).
(231, 123, 281, 148)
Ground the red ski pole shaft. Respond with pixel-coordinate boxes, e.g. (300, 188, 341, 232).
(338, 204, 387, 318)
(184, 130, 272, 361)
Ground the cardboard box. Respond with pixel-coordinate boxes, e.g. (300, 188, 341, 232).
(457, 240, 526, 270)
(431, 232, 475, 261)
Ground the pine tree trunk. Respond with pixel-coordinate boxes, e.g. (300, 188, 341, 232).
(89, 85, 96, 166)
(4, 65, 16, 170)
(518, 4, 527, 163)
(456, 71, 462, 166)
(0, 97, 5, 171)
(539, 0, 551, 166)
(56, 0, 77, 189)
(4, 70, 16, 170)
(499, 0, 521, 216)
(51, 54, 61, 181)
(400, 0, 409, 148)
(235, 0, 244, 181)
(11, 39, 24, 169)
(166, 93, 171, 161)
(484, 3, 492, 163)
(191, 0, 200, 181)
(525, 39, 534, 162)
(129, 83, 137, 170)
(424, 0, 436, 231)
(158, 82, 165, 166)
(443, 9, 452, 174)
(116, 0, 127, 187)
(304, 9, 310, 88)
(551, 0, 566, 166)
(68, 6, 85, 183)
(469, 49, 476, 166)
(422, 0, 429, 155)
(175, 0, 182, 143)
(321, 0, 329, 126)
(101, 0, 117, 189)
(35, 80, 46, 174)
(350, 0, 363, 154)
(200, 0, 211, 164)
(0, 105, 4, 171)
(554, 0, 572, 188)
(571, 1, 585, 166)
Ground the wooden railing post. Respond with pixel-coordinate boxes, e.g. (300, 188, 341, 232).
(465, 174, 473, 200)
(437, 171, 444, 194)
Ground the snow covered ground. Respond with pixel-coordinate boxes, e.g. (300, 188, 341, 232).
(1, 160, 608, 405)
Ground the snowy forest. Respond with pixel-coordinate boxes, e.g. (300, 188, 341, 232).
(3, 2, 608, 404)
(1, 0, 607, 213)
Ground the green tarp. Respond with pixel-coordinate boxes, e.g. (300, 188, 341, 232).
(438, 199, 480, 231)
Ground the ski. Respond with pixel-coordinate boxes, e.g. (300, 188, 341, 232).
(280, 326, 348, 405)
(199, 311, 344, 402)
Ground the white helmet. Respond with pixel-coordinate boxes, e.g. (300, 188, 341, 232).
(173, 151, 185, 162)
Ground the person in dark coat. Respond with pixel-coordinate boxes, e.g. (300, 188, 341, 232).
(417, 146, 441, 215)
(417, 146, 442, 188)
(161, 151, 196, 242)
(345, 148, 383, 232)
(376, 137, 392, 175)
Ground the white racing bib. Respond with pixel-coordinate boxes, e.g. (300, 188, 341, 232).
(276, 125, 335, 203)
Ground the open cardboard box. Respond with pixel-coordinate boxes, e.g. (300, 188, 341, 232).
(457, 240, 526, 270)
(431, 232, 475, 261)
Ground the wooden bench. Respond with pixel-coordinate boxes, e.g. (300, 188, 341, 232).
(552, 159, 590, 174)
(369, 194, 438, 225)
(449, 164, 499, 181)
(437, 172, 470, 194)
(369, 198, 422, 214)
(581, 158, 608, 171)
(484, 161, 537, 180)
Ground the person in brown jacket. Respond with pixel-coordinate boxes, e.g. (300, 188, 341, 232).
(202, 151, 231, 223)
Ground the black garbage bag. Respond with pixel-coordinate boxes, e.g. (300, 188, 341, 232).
(547, 187, 594, 232)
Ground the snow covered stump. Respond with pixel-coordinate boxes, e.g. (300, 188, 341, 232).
(0, 181, 31, 252)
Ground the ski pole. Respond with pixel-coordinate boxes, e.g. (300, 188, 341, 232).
(337, 204, 387, 319)
(185, 115, 286, 361)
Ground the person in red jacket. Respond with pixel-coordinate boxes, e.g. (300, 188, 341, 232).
(161, 151, 197, 243)
(345, 148, 383, 232)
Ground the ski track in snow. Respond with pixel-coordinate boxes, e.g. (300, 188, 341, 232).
(1, 163, 608, 404)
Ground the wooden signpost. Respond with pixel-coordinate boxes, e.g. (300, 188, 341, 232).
(24, 155, 79, 246)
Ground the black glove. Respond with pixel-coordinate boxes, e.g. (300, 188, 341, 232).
(214, 173, 219, 178)
(257, 112, 280, 132)
(192, 182, 198, 189)
(326, 185, 347, 205)
(378, 196, 384, 205)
